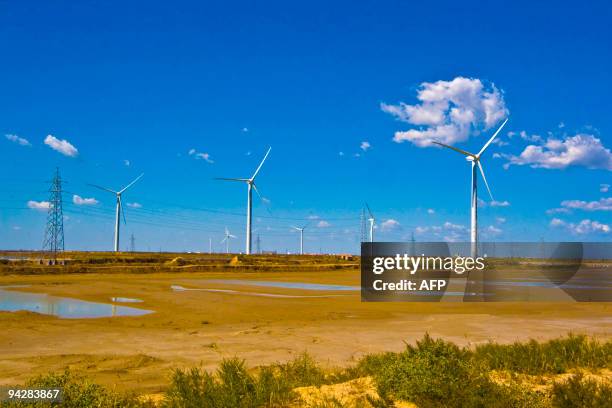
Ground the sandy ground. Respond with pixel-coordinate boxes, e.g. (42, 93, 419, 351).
(0, 270, 610, 394)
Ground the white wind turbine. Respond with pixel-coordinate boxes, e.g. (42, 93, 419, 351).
(291, 224, 308, 255)
(215, 147, 271, 255)
(432, 118, 508, 257)
(221, 227, 237, 254)
(89, 173, 144, 253)
(366, 203, 375, 242)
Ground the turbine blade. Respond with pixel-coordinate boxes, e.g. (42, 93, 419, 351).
(477, 118, 508, 157)
(365, 203, 374, 219)
(220, 237, 227, 244)
(214, 177, 249, 182)
(432, 142, 474, 157)
(250, 147, 271, 180)
(477, 161, 494, 201)
(119, 196, 127, 224)
(88, 183, 117, 194)
(252, 183, 264, 201)
(229, 234, 237, 239)
(119, 173, 144, 194)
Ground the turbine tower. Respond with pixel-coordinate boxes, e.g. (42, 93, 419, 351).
(291, 224, 307, 255)
(433, 118, 508, 257)
(221, 227, 236, 254)
(366, 203, 375, 242)
(89, 173, 144, 252)
(215, 147, 271, 255)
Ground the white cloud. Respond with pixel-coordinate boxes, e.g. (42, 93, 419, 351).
(546, 208, 571, 215)
(496, 217, 506, 224)
(124, 159, 130, 167)
(189, 148, 214, 163)
(242, 127, 249, 132)
(307, 215, 320, 220)
(443, 221, 467, 231)
(44, 135, 78, 157)
(558, 122, 565, 129)
(72, 195, 98, 205)
(27, 200, 50, 210)
(127, 202, 142, 208)
(317, 220, 331, 228)
(486, 225, 503, 235)
(550, 218, 610, 234)
(490, 200, 511, 207)
(360, 141, 371, 151)
(504, 134, 612, 170)
(382, 77, 508, 147)
(600, 184, 610, 193)
(427, 208, 435, 215)
(5, 134, 31, 146)
(339, 151, 345, 156)
(12, 226, 21, 231)
(381, 219, 400, 231)
(519, 130, 543, 143)
(560, 197, 612, 211)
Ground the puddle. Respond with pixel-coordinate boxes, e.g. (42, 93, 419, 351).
(0, 287, 153, 319)
(171, 285, 351, 298)
(205, 279, 359, 291)
(110, 297, 143, 303)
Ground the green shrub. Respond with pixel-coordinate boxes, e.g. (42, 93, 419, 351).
(552, 373, 612, 408)
(474, 334, 611, 374)
(1, 370, 145, 408)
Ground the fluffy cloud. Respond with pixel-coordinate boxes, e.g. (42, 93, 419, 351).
(317, 220, 331, 228)
(27, 200, 50, 210)
(546, 207, 571, 215)
(381, 219, 400, 231)
(486, 225, 503, 235)
(127, 202, 142, 208)
(360, 141, 371, 151)
(550, 218, 610, 234)
(382, 77, 508, 147)
(503, 134, 612, 170)
(124, 159, 130, 167)
(427, 208, 435, 214)
(560, 197, 612, 211)
(490, 200, 511, 207)
(189, 148, 214, 163)
(496, 217, 506, 224)
(44, 135, 78, 157)
(5, 134, 31, 146)
(72, 195, 98, 205)
(600, 184, 610, 193)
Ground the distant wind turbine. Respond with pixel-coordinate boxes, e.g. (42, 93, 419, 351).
(366, 203, 375, 242)
(432, 118, 508, 257)
(215, 147, 271, 255)
(291, 224, 308, 255)
(89, 173, 144, 252)
(221, 227, 237, 254)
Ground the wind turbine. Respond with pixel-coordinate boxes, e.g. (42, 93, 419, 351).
(291, 224, 308, 255)
(432, 118, 508, 257)
(366, 203, 375, 242)
(215, 147, 271, 255)
(221, 227, 237, 254)
(89, 173, 144, 253)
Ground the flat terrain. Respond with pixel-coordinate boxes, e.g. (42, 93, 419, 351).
(0, 252, 610, 395)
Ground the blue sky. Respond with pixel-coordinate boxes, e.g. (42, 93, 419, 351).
(1, 0, 611, 253)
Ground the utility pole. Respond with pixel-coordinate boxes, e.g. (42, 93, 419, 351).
(42, 167, 65, 262)
(256, 233, 261, 254)
(359, 208, 366, 242)
(130, 233, 136, 252)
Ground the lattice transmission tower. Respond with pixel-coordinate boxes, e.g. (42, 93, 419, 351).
(42, 167, 65, 258)
(359, 208, 367, 242)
